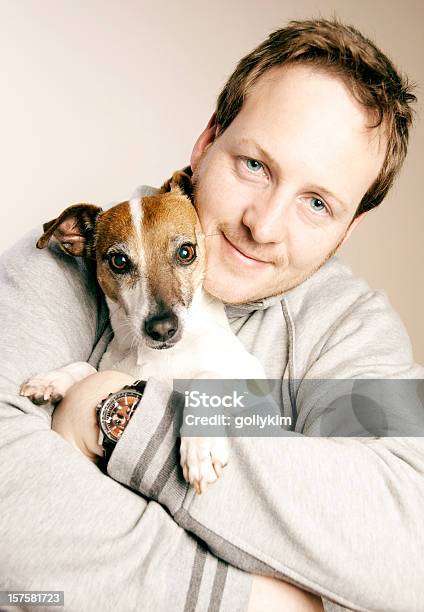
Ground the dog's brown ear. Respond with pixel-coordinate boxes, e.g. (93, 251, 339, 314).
(37, 203, 102, 258)
(160, 166, 193, 201)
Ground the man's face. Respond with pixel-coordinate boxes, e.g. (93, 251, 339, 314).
(191, 64, 387, 304)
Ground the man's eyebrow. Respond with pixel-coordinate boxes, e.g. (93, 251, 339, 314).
(307, 185, 350, 213)
(237, 138, 350, 213)
(238, 138, 279, 168)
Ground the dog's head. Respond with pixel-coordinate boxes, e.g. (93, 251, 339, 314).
(37, 168, 205, 349)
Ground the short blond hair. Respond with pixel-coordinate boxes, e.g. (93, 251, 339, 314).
(215, 18, 417, 216)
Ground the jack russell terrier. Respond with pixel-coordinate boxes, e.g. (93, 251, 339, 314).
(20, 169, 266, 493)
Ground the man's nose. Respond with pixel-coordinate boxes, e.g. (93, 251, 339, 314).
(144, 311, 179, 342)
(242, 192, 289, 244)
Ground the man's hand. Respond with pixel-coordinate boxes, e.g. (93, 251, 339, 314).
(51, 370, 134, 462)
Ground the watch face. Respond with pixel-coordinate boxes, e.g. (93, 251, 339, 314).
(99, 390, 143, 442)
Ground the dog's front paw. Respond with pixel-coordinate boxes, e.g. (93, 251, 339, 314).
(180, 436, 229, 494)
(20, 371, 69, 405)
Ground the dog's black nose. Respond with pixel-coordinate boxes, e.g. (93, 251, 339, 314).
(144, 312, 178, 342)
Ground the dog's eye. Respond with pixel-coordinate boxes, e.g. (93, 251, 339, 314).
(108, 253, 131, 274)
(176, 243, 196, 265)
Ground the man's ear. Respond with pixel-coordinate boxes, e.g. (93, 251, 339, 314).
(190, 112, 219, 172)
(36, 203, 102, 258)
(159, 167, 193, 200)
(340, 211, 368, 247)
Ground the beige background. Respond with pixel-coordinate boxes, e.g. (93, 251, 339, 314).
(1, 0, 423, 361)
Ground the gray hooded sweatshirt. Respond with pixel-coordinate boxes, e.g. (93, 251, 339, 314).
(0, 185, 423, 612)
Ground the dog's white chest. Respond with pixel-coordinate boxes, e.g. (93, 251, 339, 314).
(98, 338, 170, 380)
(99, 334, 211, 381)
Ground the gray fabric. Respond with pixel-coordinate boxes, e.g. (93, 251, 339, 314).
(1, 183, 423, 611)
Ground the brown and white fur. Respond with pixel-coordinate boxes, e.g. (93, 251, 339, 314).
(20, 169, 266, 493)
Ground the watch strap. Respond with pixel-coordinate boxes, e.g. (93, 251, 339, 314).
(102, 436, 117, 462)
(122, 379, 147, 395)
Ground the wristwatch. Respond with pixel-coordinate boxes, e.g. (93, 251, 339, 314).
(96, 380, 146, 466)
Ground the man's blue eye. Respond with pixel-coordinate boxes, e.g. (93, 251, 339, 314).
(309, 197, 326, 213)
(245, 158, 264, 173)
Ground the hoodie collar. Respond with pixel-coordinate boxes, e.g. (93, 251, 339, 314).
(224, 293, 284, 317)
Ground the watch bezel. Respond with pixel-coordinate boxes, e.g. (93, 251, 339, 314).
(98, 389, 144, 443)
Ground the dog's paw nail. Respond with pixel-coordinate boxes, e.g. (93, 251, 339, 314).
(199, 478, 207, 494)
(32, 395, 49, 406)
(43, 385, 63, 403)
(213, 460, 223, 478)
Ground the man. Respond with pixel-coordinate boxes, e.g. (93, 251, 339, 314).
(1, 18, 423, 612)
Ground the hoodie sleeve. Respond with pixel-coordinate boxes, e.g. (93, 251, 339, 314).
(108, 288, 424, 612)
(0, 230, 252, 612)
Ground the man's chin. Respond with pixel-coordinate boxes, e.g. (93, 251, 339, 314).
(202, 251, 335, 305)
(203, 268, 316, 304)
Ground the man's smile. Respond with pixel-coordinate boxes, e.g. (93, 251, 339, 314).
(221, 232, 271, 269)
